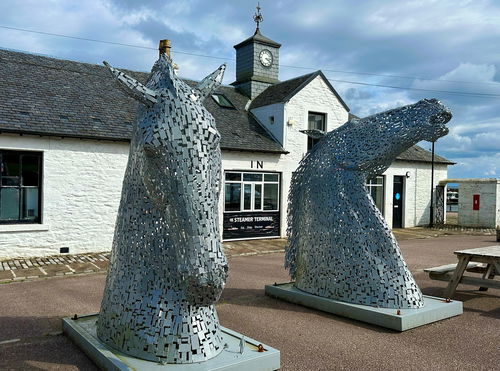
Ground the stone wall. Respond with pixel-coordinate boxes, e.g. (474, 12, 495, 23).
(458, 180, 499, 228)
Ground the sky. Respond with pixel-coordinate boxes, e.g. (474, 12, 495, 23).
(0, 0, 498, 179)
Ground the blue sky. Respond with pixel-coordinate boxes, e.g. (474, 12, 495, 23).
(0, 0, 499, 178)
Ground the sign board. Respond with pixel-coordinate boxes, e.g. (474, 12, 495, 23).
(223, 211, 280, 240)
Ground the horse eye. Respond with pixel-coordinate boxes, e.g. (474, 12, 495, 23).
(143, 144, 158, 157)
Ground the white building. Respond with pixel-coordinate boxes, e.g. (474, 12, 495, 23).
(0, 27, 453, 259)
(438, 179, 500, 228)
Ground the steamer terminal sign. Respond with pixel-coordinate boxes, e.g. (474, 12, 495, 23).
(223, 211, 280, 240)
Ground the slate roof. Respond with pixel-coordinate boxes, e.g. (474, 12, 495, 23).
(0, 48, 286, 153)
(233, 29, 281, 49)
(249, 71, 350, 112)
(0, 49, 453, 164)
(397, 145, 455, 165)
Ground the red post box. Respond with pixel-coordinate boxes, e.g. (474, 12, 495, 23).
(473, 194, 480, 210)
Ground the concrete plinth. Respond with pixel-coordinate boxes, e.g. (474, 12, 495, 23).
(265, 282, 462, 331)
(62, 314, 280, 371)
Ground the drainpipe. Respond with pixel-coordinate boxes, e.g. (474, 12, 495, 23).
(429, 141, 435, 227)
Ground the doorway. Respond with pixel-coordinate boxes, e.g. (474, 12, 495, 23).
(392, 176, 404, 228)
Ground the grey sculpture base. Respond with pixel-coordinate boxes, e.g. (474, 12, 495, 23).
(265, 283, 462, 331)
(62, 314, 280, 371)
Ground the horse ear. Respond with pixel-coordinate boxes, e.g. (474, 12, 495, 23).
(300, 129, 326, 140)
(194, 64, 226, 99)
(103, 61, 158, 106)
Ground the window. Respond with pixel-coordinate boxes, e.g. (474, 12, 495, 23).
(366, 176, 384, 215)
(212, 94, 235, 108)
(0, 150, 42, 223)
(224, 171, 280, 212)
(307, 112, 326, 150)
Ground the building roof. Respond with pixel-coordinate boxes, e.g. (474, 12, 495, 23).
(249, 71, 350, 112)
(0, 48, 286, 154)
(233, 29, 281, 49)
(396, 145, 455, 165)
(0, 49, 453, 164)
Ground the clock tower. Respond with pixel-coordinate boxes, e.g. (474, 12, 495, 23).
(232, 4, 281, 99)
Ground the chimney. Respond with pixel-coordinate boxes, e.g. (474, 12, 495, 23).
(159, 39, 171, 57)
(158, 39, 179, 73)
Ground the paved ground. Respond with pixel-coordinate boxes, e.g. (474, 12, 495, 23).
(0, 226, 495, 284)
(0, 233, 498, 370)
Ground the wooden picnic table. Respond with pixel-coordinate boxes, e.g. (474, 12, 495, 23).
(424, 245, 500, 298)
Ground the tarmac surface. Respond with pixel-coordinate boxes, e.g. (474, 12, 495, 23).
(0, 234, 498, 370)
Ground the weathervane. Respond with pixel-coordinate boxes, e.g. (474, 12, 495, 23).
(253, 2, 263, 32)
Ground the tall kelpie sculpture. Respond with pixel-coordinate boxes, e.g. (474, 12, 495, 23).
(286, 99, 452, 309)
(97, 54, 228, 363)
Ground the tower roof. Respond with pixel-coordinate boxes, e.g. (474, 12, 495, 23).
(233, 29, 281, 49)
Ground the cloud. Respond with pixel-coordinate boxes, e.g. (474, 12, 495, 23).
(448, 153, 500, 178)
(0, 0, 499, 179)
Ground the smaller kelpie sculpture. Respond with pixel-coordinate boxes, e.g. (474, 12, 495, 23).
(286, 99, 452, 309)
(97, 54, 228, 363)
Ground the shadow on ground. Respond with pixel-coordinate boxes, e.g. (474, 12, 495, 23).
(0, 317, 97, 371)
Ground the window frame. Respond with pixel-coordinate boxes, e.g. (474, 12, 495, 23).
(0, 150, 43, 224)
(211, 93, 236, 109)
(307, 111, 327, 151)
(366, 175, 385, 216)
(224, 171, 280, 213)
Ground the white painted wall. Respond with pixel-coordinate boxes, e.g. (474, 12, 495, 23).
(0, 134, 129, 259)
(457, 180, 499, 228)
(251, 103, 285, 145)
(381, 161, 448, 228)
(284, 75, 349, 157)
(497, 182, 500, 228)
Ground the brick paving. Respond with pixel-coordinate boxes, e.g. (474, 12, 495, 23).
(0, 240, 289, 284)
(0, 226, 495, 284)
(0, 253, 111, 283)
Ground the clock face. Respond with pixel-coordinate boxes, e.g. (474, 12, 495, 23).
(259, 49, 273, 67)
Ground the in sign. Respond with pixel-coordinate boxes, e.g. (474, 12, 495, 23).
(251, 161, 263, 169)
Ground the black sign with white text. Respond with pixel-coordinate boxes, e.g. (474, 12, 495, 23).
(223, 211, 280, 240)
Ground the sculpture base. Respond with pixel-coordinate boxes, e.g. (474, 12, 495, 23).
(265, 282, 462, 331)
(63, 314, 280, 371)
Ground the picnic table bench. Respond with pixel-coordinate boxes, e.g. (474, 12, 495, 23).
(424, 245, 500, 298)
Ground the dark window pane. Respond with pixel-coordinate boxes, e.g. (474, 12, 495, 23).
(254, 184, 262, 210)
(307, 137, 322, 151)
(0, 188, 20, 220)
(264, 183, 279, 210)
(21, 188, 39, 220)
(212, 94, 234, 108)
(22, 155, 40, 186)
(243, 173, 262, 182)
(308, 112, 326, 131)
(264, 174, 278, 182)
(225, 172, 241, 181)
(243, 184, 252, 210)
(224, 183, 241, 211)
(367, 176, 384, 214)
(1, 152, 20, 186)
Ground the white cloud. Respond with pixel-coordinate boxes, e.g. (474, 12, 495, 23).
(0, 0, 498, 179)
(448, 153, 500, 178)
(365, 0, 500, 36)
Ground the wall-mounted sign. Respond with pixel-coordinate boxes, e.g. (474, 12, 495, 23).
(223, 211, 280, 240)
(250, 161, 263, 169)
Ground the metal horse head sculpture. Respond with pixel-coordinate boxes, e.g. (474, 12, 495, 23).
(97, 54, 228, 363)
(286, 99, 452, 309)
